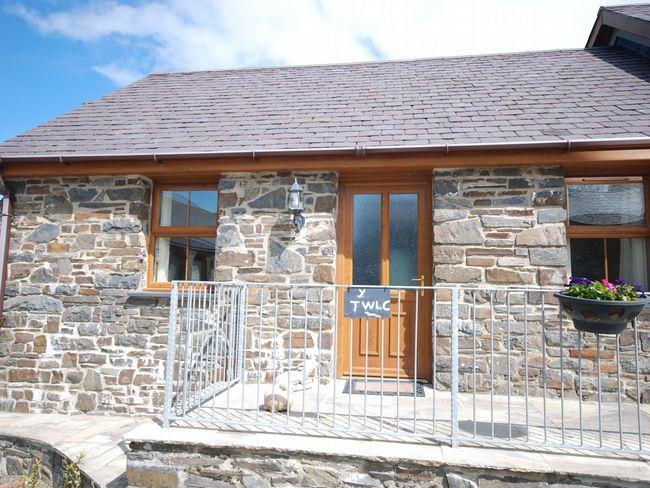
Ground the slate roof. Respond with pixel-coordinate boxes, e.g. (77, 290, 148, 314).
(1, 46, 649, 158)
(607, 3, 650, 22)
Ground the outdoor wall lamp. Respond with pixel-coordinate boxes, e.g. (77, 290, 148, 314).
(288, 178, 305, 232)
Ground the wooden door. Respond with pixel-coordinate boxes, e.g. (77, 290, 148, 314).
(337, 180, 432, 380)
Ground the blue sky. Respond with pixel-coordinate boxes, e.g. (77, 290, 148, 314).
(1, 0, 647, 142)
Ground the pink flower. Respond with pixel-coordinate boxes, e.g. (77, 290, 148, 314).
(601, 279, 618, 294)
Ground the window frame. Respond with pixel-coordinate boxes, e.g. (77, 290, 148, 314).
(566, 176, 650, 282)
(147, 183, 219, 289)
(565, 176, 650, 239)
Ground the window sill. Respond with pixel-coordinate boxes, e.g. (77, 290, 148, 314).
(128, 290, 172, 299)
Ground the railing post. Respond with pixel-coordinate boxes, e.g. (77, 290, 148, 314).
(450, 286, 460, 447)
(163, 281, 179, 428)
(236, 284, 248, 380)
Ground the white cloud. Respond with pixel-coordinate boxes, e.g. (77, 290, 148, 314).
(93, 63, 144, 85)
(10, 0, 650, 86)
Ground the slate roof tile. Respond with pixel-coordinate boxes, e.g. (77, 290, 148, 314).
(1, 47, 649, 157)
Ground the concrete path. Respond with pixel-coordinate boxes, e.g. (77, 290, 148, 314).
(0, 412, 143, 487)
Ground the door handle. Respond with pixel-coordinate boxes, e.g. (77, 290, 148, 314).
(411, 275, 425, 297)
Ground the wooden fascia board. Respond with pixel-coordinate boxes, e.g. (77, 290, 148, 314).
(2, 148, 650, 178)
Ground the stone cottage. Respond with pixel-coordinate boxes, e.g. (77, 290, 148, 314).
(0, 3, 649, 416)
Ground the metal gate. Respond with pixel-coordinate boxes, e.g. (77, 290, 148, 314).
(163, 282, 247, 423)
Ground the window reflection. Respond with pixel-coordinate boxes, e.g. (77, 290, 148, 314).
(159, 189, 218, 227)
(353, 194, 381, 285)
(568, 183, 645, 226)
(189, 190, 218, 226)
(159, 191, 188, 226)
(389, 194, 418, 286)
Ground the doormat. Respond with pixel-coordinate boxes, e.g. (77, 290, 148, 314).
(343, 378, 425, 397)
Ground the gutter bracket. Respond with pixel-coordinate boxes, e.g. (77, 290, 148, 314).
(443, 144, 450, 156)
(252, 150, 259, 161)
(564, 140, 572, 153)
(59, 156, 70, 166)
(354, 143, 366, 157)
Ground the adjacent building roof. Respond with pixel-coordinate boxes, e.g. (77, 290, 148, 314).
(608, 3, 650, 22)
(587, 3, 650, 47)
(1, 46, 649, 159)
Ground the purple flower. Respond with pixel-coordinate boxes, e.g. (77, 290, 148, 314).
(613, 278, 626, 286)
(635, 284, 646, 297)
(569, 276, 591, 286)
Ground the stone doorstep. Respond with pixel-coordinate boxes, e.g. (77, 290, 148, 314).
(124, 421, 650, 484)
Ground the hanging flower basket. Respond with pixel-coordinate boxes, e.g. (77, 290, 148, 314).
(555, 278, 647, 335)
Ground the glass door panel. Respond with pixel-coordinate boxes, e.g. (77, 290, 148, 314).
(389, 193, 419, 286)
(352, 193, 382, 285)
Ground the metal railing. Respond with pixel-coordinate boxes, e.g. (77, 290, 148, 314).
(163, 281, 650, 456)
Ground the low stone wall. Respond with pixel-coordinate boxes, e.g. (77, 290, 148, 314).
(0, 435, 98, 487)
(126, 440, 647, 487)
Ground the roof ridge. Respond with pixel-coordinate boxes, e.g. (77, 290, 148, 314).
(604, 2, 650, 8)
(147, 47, 595, 78)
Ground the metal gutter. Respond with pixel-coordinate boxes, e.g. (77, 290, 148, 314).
(0, 137, 649, 163)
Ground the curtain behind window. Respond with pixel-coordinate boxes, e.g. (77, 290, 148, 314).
(619, 238, 648, 288)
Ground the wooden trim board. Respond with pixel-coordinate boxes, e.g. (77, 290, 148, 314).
(3, 148, 650, 178)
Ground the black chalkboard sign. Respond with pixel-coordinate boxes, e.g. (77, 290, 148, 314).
(343, 288, 391, 318)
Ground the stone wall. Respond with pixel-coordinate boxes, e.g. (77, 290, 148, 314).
(126, 440, 646, 487)
(0, 172, 339, 415)
(214, 172, 337, 284)
(433, 166, 567, 288)
(0, 176, 170, 414)
(0, 168, 647, 416)
(214, 172, 338, 387)
(431, 167, 649, 402)
(0, 435, 99, 487)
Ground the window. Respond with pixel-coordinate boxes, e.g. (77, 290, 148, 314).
(148, 185, 218, 288)
(567, 177, 650, 288)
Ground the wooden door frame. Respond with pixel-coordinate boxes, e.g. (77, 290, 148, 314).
(335, 176, 433, 380)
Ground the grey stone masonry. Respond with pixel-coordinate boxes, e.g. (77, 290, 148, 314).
(214, 172, 338, 388)
(433, 166, 567, 288)
(0, 176, 170, 414)
(214, 172, 337, 284)
(126, 440, 647, 487)
(0, 435, 98, 488)
(432, 167, 649, 403)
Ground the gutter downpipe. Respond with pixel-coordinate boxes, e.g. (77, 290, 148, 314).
(0, 137, 649, 163)
(0, 165, 12, 327)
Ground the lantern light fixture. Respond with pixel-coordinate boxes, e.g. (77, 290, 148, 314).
(288, 178, 305, 232)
